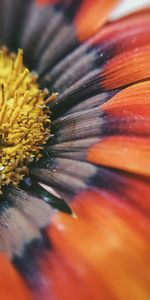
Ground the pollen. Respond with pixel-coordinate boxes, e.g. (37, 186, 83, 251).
(0, 48, 55, 191)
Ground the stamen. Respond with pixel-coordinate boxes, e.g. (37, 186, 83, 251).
(0, 48, 56, 191)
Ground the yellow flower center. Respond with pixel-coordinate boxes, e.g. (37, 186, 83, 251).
(0, 48, 55, 191)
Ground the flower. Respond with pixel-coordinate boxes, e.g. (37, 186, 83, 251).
(0, 0, 150, 299)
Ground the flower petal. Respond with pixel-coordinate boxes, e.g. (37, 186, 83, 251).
(88, 82, 150, 176)
(0, 254, 31, 299)
(44, 189, 150, 300)
(46, 10, 150, 112)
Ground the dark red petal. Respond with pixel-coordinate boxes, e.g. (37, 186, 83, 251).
(37, 0, 60, 5)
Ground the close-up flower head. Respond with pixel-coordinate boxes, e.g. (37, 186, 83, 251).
(0, 0, 150, 299)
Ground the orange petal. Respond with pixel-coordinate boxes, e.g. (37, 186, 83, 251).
(88, 136, 150, 176)
(0, 254, 31, 300)
(44, 189, 150, 300)
(75, 0, 118, 41)
(102, 81, 150, 114)
(101, 45, 150, 90)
